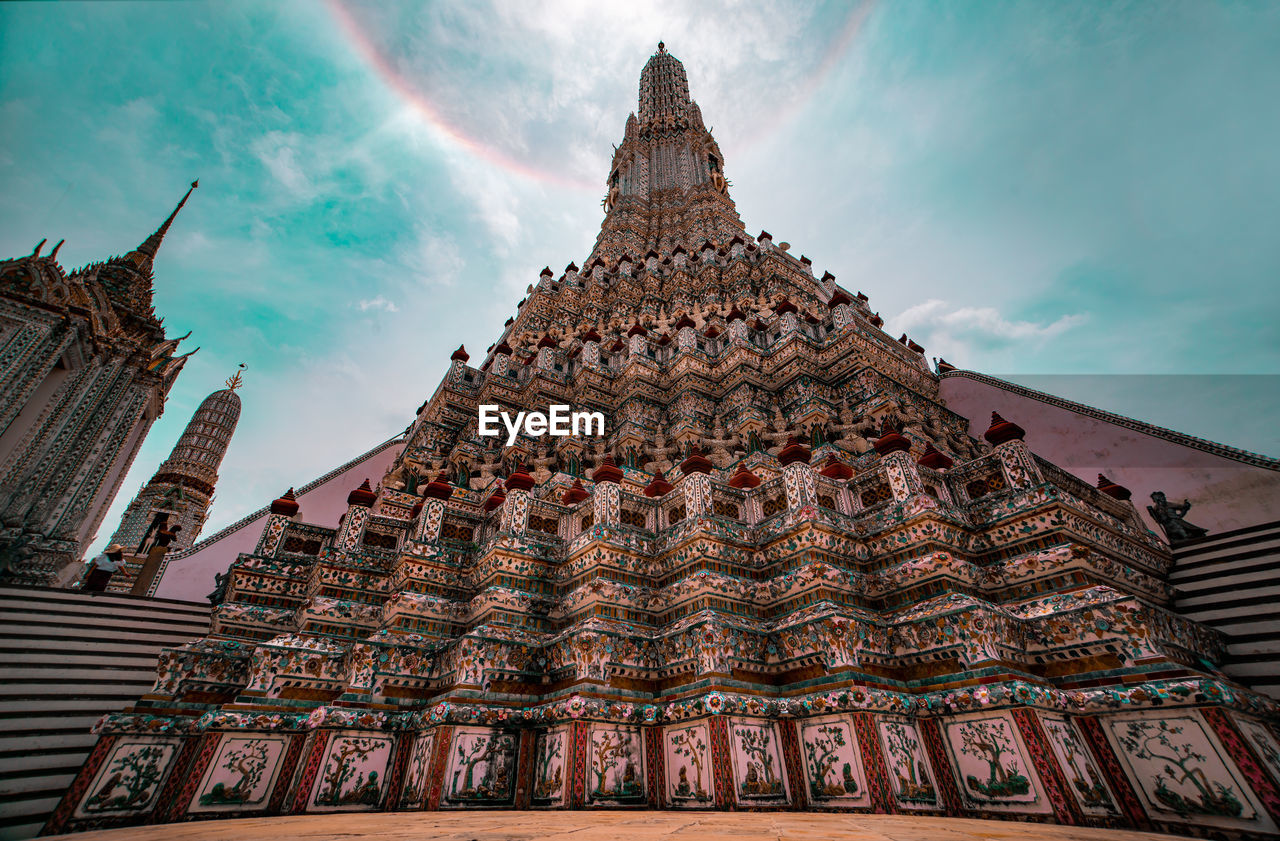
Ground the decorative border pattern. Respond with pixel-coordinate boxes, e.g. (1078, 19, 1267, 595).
(851, 712, 894, 813)
(777, 718, 807, 810)
(919, 719, 963, 815)
(1012, 708, 1082, 825)
(708, 716, 734, 809)
(644, 725, 664, 809)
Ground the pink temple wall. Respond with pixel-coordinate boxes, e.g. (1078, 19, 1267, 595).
(151, 439, 402, 603)
(939, 374, 1280, 536)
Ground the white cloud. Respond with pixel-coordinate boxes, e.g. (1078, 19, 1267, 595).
(891, 298, 1086, 363)
(357, 295, 399, 312)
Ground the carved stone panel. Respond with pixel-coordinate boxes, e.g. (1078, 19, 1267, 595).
(665, 721, 714, 808)
(191, 734, 289, 813)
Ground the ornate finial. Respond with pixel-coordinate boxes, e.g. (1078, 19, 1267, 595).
(658, 41, 665, 53)
(225, 363, 246, 391)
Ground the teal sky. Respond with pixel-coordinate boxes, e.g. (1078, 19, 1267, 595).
(1, 1, 1277, 556)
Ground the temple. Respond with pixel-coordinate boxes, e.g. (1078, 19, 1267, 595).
(46, 47, 1280, 839)
(93, 368, 245, 595)
(0, 183, 198, 587)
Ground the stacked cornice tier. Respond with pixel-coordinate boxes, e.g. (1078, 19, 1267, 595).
(53, 49, 1280, 840)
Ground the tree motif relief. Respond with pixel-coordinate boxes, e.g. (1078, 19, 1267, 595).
(199, 738, 277, 806)
(533, 732, 565, 802)
(881, 720, 936, 804)
(1116, 718, 1247, 819)
(398, 735, 434, 808)
(591, 728, 643, 801)
(669, 726, 711, 803)
(801, 722, 859, 800)
(954, 719, 1033, 801)
(1043, 719, 1113, 812)
(736, 724, 785, 799)
(448, 731, 515, 803)
(84, 743, 173, 813)
(315, 736, 390, 807)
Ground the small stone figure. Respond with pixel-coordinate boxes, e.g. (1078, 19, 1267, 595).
(1147, 491, 1208, 542)
(207, 570, 229, 606)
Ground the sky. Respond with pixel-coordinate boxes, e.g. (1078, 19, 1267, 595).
(1, 0, 1277, 557)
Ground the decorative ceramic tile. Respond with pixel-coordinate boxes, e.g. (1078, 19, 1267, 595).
(309, 732, 394, 811)
(800, 716, 869, 806)
(943, 713, 1049, 813)
(1104, 711, 1273, 832)
(729, 719, 789, 804)
(77, 739, 179, 817)
(665, 722, 714, 807)
(1040, 715, 1117, 817)
(532, 728, 568, 807)
(1236, 717, 1280, 788)
(397, 732, 435, 809)
(191, 735, 288, 812)
(442, 727, 517, 807)
(877, 717, 938, 809)
(587, 724, 645, 805)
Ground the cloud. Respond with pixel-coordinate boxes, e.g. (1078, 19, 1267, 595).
(357, 295, 399, 312)
(250, 130, 319, 200)
(892, 298, 1086, 361)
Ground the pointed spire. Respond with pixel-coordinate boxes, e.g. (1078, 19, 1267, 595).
(130, 180, 198, 270)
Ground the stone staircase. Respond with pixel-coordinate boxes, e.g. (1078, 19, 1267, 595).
(0, 586, 208, 840)
(1171, 520, 1280, 700)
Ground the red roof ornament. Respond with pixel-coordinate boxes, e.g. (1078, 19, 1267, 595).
(581, 327, 602, 343)
(775, 298, 798, 315)
(593, 454, 624, 484)
(423, 472, 453, 500)
(818, 455, 853, 480)
(537, 335, 558, 349)
(561, 478, 590, 505)
(1096, 474, 1132, 501)
(778, 435, 811, 466)
(917, 443, 954, 470)
(726, 305, 747, 322)
(728, 463, 761, 488)
(451, 344, 470, 362)
(679, 446, 713, 475)
(869, 312, 884, 327)
(410, 499, 423, 518)
(270, 488, 300, 517)
(495, 341, 513, 355)
(627, 322, 648, 337)
(540, 266, 553, 277)
(873, 422, 912, 456)
(674, 314, 696, 330)
(505, 464, 536, 491)
(827, 290, 853, 308)
(644, 470, 674, 497)
(983, 412, 1026, 446)
(484, 481, 506, 512)
(347, 479, 377, 507)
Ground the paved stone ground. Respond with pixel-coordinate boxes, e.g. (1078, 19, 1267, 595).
(47, 812, 1187, 841)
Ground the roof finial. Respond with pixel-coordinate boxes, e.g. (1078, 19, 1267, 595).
(132, 179, 199, 269)
(658, 41, 665, 53)
(225, 363, 246, 391)
(49, 239, 64, 260)
(32, 238, 46, 258)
